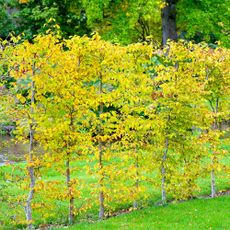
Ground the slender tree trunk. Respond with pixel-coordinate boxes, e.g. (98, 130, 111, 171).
(65, 58, 80, 224)
(211, 167, 216, 198)
(161, 136, 168, 203)
(162, 0, 177, 45)
(133, 148, 139, 209)
(66, 153, 74, 224)
(25, 80, 35, 230)
(98, 141, 105, 219)
(211, 98, 219, 198)
(98, 74, 105, 220)
(66, 111, 75, 225)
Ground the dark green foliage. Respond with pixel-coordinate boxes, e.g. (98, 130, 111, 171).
(0, 0, 229, 46)
(0, 0, 18, 39)
(177, 0, 230, 47)
(82, 0, 162, 45)
(0, 0, 91, 40)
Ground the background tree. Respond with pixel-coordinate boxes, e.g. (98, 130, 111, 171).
(1, 0, 229, 46)
(82, 0, 162, 45)
(0, 0, 18, 39)
(177, 0, 230, 47)
(0, 0, 90, 40)
(161, 0, 178, 45)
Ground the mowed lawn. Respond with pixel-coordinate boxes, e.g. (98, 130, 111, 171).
(0, 141, 229, 228)
(55, 195, 230, 230)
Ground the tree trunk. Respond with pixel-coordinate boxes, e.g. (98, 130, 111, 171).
(211, 167, 216, 198)
(98, 74, 105, 220)
(98, 141, 105, 219)
(25, 80, 35, 230)
(133, 148, 139, 209)
(66, 154, 74, 225)
(162, 0, 177, 45)
(161, 136, 168, 203)
(210, 98, 219, 198)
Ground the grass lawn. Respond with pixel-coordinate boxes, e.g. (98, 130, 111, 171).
(0, 142, 229, 228)
(54, 195, 230, 230)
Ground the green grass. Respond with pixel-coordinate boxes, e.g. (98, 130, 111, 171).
(0, 146, 229, 229)
(54, 196, 230, 230)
